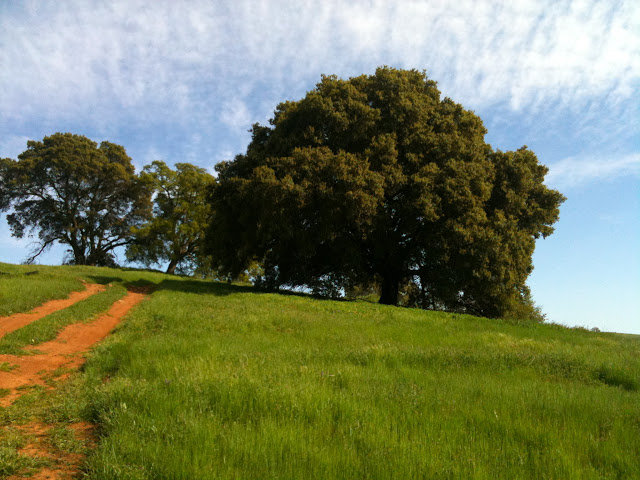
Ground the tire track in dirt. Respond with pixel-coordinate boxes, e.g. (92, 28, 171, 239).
(5, 421, 96, 480)
(0, 283, 106, 339)
(0, 285, 151, 407)
(1, 284, 151, 479)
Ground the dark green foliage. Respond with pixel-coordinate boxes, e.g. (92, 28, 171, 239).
(207, 67, 565, 318)
(125, 161, 215, 274)
(0, 133, 151, 266)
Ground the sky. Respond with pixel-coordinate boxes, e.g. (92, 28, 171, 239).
(1, 0, 638, 334)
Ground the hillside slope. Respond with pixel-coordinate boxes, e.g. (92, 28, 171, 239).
(1, 263, 639, 479)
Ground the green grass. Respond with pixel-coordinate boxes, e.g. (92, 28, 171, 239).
(83, 277, 639, 479)
(0, 377, 95, 479)
(47, 424, 86, 454)
(0, 263, 85, 317)
(0, 426, 50, 477)
(0, 264, 639, 479)
(0, 262, 170, 321)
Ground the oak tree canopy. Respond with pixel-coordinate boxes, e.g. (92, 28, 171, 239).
(126, 160, 215, 274)
(207, 67, 565, 318)
(0, 133, 151, 266)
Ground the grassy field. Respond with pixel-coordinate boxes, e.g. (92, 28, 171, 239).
(1, 262, 639, 478)
(0, 263, 85, 317)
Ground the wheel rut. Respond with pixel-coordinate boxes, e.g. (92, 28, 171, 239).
(0, 285, 151, 405)
(1, 284, 151, 479)
(0, 283, 106, 339)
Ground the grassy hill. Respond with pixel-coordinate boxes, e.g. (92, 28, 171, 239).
(1, 262, 639, 479)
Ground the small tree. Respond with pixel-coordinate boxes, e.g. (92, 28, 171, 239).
(0, 133, 151, 265)
(126, 161, 215, 274)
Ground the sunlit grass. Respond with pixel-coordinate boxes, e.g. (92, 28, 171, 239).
(0, 284, 128, 355)
(0, 263, 84, 317)
(0, 264, 638, 479)
(82, 277, 640, 479)
(0, 262, 169, 319)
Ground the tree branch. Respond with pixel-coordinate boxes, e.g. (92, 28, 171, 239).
(25, 238, 56, 264)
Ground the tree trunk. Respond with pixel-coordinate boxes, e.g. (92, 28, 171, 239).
(73, 250, 87, 265)
(379, 273, 400, 305)
(166, 258, 179, 275)
(69, 240, 86, 265)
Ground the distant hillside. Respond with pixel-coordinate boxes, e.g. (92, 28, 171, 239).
(1, 263, 639, 479)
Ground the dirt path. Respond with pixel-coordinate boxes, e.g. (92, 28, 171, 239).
(0, 285, 150, 406)
(0, 283, 106, 339)
(6, 422, 94, 480)
(1, 285, 151, 479)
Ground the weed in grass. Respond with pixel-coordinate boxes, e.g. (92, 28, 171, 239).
(46, 425, 85, 454)
(0, 363, 16, 373)
(14, 385, 45, 395)
(40, 368, 76, 389)
(0, 427, 25, 451)
(0, 446, 51, 478)
(0, 426, 51, 478)
(593, 364, 638, 391)
(0, 372, 98, 478)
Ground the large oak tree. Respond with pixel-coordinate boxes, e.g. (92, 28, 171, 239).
(0, 133, 151, 266)
(207, 67, 565, 318)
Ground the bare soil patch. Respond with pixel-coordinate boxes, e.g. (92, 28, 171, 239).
(0, 285, 150, 479)
(0, 285, 150, 406)
(6, 421, 96, 480)
(0, 284, 106, 339)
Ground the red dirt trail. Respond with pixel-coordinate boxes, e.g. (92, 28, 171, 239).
(1, 284, 151, 479)
(0, 283, 106, 339)
(0, 285, 151, 407)
(6, 421, 95, 480)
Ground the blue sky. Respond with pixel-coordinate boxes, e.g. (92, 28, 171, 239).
(1, 0, 638, 333)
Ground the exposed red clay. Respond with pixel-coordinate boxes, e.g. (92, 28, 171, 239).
(0, 283, 106, 339)
(1, 284, 151, 479)
(6, 421, 96, 480)
(0, 285, 151, 407)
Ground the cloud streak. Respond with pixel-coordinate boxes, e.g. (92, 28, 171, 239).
(1, 0, 638, 127)
(546, 153, 640, 189)
(1, 0, 638, 187)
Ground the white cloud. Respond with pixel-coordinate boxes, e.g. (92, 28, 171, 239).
(546, 153, 640, 189)
(219, 98, 252, 130)
(1, 0, 637, 128)
(136, 145, 167, 172)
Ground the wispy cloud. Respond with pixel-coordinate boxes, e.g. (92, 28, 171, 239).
(1, 0, 637, 125)
(0, 0, 638, 181)
(546, 153, 640, 189)
(220, 98, 252, 130)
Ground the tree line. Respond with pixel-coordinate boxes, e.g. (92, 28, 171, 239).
(0, 136, 213, 275)
(0, 67, 565, 320)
